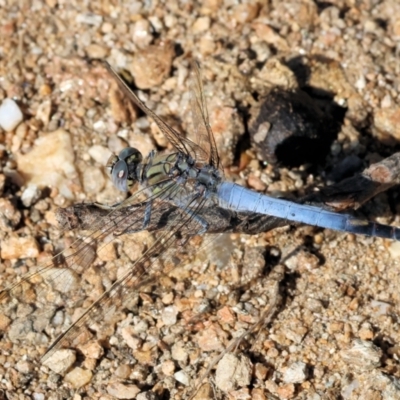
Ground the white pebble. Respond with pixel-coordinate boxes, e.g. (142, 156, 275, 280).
(282, 361, 308, 384)
(42, 349, 76, 375)
(174, 370, 190, 386)
(0, 98, 23, 131)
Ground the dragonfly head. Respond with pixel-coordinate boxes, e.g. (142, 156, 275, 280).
(106, 147, 143, 192)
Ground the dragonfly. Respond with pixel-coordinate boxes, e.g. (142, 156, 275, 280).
(1, 60, 400, 392)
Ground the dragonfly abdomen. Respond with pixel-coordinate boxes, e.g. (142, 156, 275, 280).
(217, 182, 400, 240)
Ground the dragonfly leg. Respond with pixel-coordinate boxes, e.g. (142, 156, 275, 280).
(173, 195, 209, 234)
(143, 200, 152, 228)
(183, 208, 208, 234)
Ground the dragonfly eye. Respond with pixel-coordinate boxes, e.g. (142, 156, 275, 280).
(108, 147, 143, 192)
(111, 159, 129, 192)
(118, 147, 143, 165)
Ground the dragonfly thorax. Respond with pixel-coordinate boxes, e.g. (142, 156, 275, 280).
(106, 147, 143, 192)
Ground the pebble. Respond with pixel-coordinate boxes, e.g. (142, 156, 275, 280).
(0, 98, 23, 131)
(196, 324, 224, 351)
(136, 392, 157, 400)
(107, 382, 141, 399)
(373, 107, 400, 142)
(282, 361, 308, 384)
(174, 370, 190, 386)
(161, 360, 175, 376)
(171, 342, 189, 363)
(8, 318, 33, 342)
(0, 198, 21, 231)
(78, 341, 104, 359)
(42, 349, 77, 375)
(36, 99, 52, 125)
(130, 42, 174, 89)
(88, 144, 112, 165)
(340, 340, 382, 370)
(215, 354, 252, 392)
(388, 241, 400, 259)
(192, 16, 211, 34)
(64, 367, 93, 388)
(131, 19, 153, 48)
(0, 235, 39, 259)
(161, 305, 178, 326)
(21, 184, 41, 207)
(0, 314, 11, 330)
(82, 165, 106, 194)
(43, 267, 79, 293)
(16, 129, 77, 200)
(16, 360, 34, 374)
(85, 43, 109, 59)
(114, 364, 132, 379)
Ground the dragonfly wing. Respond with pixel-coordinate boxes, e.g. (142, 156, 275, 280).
(104, 62, 220, 169)
(188, 60, 221, 169)
(0, 176, 209, 364)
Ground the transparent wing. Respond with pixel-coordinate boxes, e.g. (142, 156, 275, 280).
(104, 61, 221, 169)
(0, 174, 208, 364)
(188, 60, 221, 169)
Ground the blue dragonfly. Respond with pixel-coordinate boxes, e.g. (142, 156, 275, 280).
(1, 60, 398, 376)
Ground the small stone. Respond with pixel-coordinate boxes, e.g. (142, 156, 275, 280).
(97, 242, 117, 262)
(88, 144, 112, 165)
(78, 341, 104, 359)
(85, 43, 109, 59)
(0, 98, 23, 131)
(21, 184, 41, 207)
(174, 370, 190, 386)
(107, 382, 141, 399)
(192, 16, 211, 34)
(136, 391, 157, 400)
(16, 360, 34, 374)
(192, 383, 212, 400)
(43, 267, 79, 293)
(161, 305, 178, 326)
(43, 349, 76, 375)
(251, 388, 267, 400)
(388, 241, 400, 259)
(82, 165, 106, 194)
(232, 3, 259, 24)
(16, 129, 77, 200)
(114, 364, 132, 379)
(0, 314, 11, 330)
(76, 13, 103, 26)
(121, 326, 142, 350)
(340, 340, 382, 370)
(36, 99, 52, 125)
(64, 367, 93, 388)
(217, 306, 235, 325)
(282, 361, 308, 384)
(8, 318, 33, 342)
(283, 319, 308, 344)
(171, 343, 188, 363)
(161, 360, 175, 376)
(373, 107, 400, 142)
(0, 235, 39, 259)
(228, 388, 251, 399)
(0, 198, 21, 231)
(215, 354, 252, 392)
(370, 300, 392, 317)
(130, 42, 174, 89)
(131, 19, 153, 48)
(276, 384, 295, 399)
(254, 363, 269, 380)
(196, 324, 224, 352)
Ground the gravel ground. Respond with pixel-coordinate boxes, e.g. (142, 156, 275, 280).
(1, 1, 400, 399)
